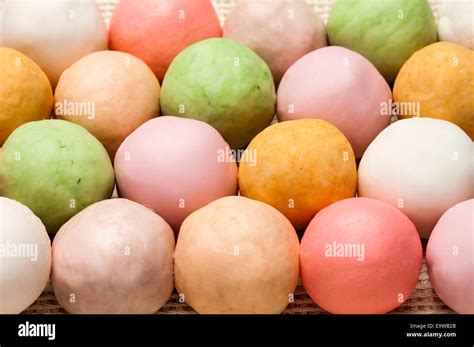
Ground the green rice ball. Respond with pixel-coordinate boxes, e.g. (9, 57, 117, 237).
(0, 120, 115, 233)
(161, 38, 276, 149)
(327, 0, 437, 83)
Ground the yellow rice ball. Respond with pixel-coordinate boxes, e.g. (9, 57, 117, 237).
(394, 42, 474, 139)
(239, 119, 357, 231)
(0, 48, 53, 145)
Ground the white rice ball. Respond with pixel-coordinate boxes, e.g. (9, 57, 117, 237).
(358, 118, 473, 239)
(438, 0, 474, 49)
(0, 197, 51, 314)
(2, 0, 108, 87)
(0, 5, 4, 46)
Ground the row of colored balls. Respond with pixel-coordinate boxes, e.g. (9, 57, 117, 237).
(0, 0, 472, 314)
(2, 193, 473, 315)
(0, 0, 473, 151)
(0, 116, 472, 314)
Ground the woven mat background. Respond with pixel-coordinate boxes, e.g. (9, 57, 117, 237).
(1, 0, 452, 314)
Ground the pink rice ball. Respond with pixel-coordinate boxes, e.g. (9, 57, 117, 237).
(277, 46, 392, 158)
(114, 116, 238, 232)
(427, 199, 474, 314)
(52, 199, 175, 314)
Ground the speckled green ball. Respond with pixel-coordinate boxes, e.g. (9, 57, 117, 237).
(0, 120, 115, 233)
(327, 0, 437, 83)
(161, 38, 276, 149)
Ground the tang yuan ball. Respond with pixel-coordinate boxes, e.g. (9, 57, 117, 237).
(175, 196, 300, 314)
(427, 199, 474, 314)
(438, 0, 474, 50)
(2, 0, 107, 88)
(161, 38, 276, 149)
(223, 0, 327, 85)
(277, 46, 392, 159)
(0, 48, 53, 145)
(358, 118, 473, 239)
(0, 120, 115, 233)
(52, 199, 175, 314)
(239, 119, 357, 231)
(327, 0, 437, 83)
(0, 197, 51, 314)
(0, 6, 3, 46)
(115, 116, 238, 232)
(301, 198, 422, 314)
(54, 51, 161, 158)
(393, 42, 474, 139)
(109, 0, 221, 82)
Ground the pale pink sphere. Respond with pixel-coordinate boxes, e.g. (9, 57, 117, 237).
(52, 199, 175, 314)
(277, 46, 392, 158)
(114, 116, 238, 232)
(427, 199, 474, 314)
(223, 0, 327, 85)
(300, 197, 422, 314)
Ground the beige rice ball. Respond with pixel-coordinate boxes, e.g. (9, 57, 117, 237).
(54, 51, 160, 158)
(174, 196, 300, 314)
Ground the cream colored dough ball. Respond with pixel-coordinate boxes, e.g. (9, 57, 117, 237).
(0, 5, 4, 46)
(54, 51, 161, 158)
(2, 0, 108, 87)
(438, 0, 474, 49)
(358, 118, 473, 239)
(175, 196, 300, 314)
(0, 197, 51, 314)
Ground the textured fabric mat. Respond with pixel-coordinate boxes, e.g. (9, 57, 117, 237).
(1, 0, 452, 314)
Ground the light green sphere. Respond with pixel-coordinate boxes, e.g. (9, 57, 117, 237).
(161, 38, 276, 149)
(0, 120, 115, 233)
(327, 0, 437, 83)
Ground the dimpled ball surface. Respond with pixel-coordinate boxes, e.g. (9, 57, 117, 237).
(223, 0, 327, 84)
(0, 120, 115, 233)
(277, 46, 392, 158)
(394, 42, 474, 139)
(160, 38, 276, 149)
(300, 198, 422, 314)
(0, 197, 51, 314)
(114, 116, 238, 232)
(0, 47, 53, 145)
(438, 0, 474, 50)
(174, 196, 300, 314)
(239, 119, 357, 231)
(358, 118, 473, 239)
(54, 51, 161, 158)
(52, 199, 175, 314)
(327, 0, 437, 83)
(427, 199, 474, 314)
(109, 0, 221, 82)
(2, 0, 107, 87)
